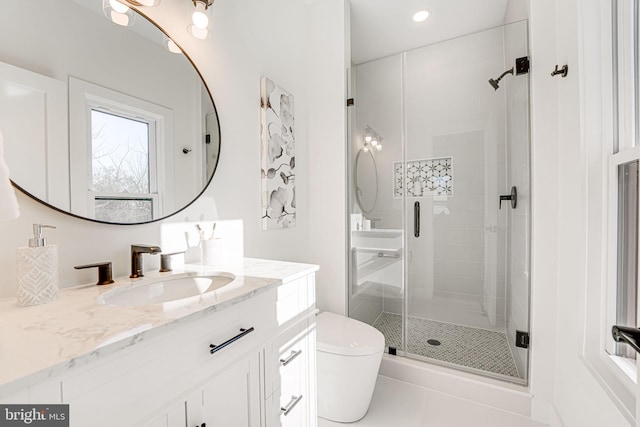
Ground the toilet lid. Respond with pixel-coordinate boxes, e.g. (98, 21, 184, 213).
(316, 311, 385, 356)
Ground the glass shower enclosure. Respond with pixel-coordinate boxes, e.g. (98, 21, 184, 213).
(348, 21, 531, 384)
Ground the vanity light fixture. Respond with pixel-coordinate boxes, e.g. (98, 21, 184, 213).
(103, 0, 136, 27)
(188, 0, 214, 40)
(412, 10, 430, 23)
(363, 126, 383, 152)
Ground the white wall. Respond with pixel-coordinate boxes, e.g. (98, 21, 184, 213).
(529, 0, 632, 425)
(0, 0, 345, 298)
(307, 0, 349, 315)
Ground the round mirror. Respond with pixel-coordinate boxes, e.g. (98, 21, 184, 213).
(0, 0, 220, 224)
(354, 148, 378, 213)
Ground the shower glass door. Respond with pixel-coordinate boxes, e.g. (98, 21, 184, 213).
(348, 55, 406, 355)
(403, 21, 531, 383)
(347, 21, 531, 384)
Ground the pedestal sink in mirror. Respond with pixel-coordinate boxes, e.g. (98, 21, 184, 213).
(97, 273, 235, 306)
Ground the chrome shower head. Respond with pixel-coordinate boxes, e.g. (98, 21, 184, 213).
(488, 67, 514, 91)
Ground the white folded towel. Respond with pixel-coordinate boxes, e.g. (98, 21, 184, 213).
(0, 129, 20, 220)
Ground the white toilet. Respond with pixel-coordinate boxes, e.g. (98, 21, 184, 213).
(316, 311, 385, 423)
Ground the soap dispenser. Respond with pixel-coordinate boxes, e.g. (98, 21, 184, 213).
(16, 224, 59, 307)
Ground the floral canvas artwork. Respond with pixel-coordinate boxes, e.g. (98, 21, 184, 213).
(260, 77, 296, 229)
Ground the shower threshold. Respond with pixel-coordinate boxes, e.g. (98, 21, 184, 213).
(372, 312, 520, 379)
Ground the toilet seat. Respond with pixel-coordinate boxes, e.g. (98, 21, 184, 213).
(316, 311, 385, 356)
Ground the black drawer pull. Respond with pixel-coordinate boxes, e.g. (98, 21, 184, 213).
(209, 327, 255, 354)
(280, 350, 302, 366)
(281, 395, 303, 416)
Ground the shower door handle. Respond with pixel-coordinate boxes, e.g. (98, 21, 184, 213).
(414, 201, 420, 237)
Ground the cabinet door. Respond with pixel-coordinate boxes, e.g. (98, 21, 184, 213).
(185, 389, 204, 427)
(201, 354, 260, 427)
(140, 402, 185, 427)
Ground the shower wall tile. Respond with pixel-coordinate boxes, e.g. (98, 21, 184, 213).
(350, 297, 383, 326)
(383, 297, 403, 316)
(432, 209, 485, 229)
(429, 276, 506, 300)
(433, 229, 484, 247)
(407, 298, 506, 332)
(434, 260, 484, 280)
(433, 244, 484, 263)
(409, 288, 506, 316)
(440, 195, 486, 214)
(350, 281, 384, 326)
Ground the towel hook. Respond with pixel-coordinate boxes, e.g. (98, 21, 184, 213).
(551, 64, 568, 78)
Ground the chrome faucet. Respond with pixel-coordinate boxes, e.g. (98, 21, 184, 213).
(130, 244, 162, 278)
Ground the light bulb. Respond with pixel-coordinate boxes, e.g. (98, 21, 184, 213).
(364, 135, 372, 143)
(109, 0, 130, 14)
(363, 146, 369, 152)
(376, 144, 382, 151)
(192, 2, 209, 29)
(188, 25, 209, 40)
(110, 10, 131, 26)
(413, 10, 430, 22)
(166, 38, 182, 54)
(371, 139, 378, 146)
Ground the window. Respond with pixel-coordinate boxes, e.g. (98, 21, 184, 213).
(606, 0, 640, 368)
(68, 77, 174, 223)
(90, 109, 157, 223)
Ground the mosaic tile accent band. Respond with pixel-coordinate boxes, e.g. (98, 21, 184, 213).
(394, 157, 453, 198)
(372, 312, 520, 378)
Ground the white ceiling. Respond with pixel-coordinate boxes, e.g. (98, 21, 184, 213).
(349, 0, 511, 64)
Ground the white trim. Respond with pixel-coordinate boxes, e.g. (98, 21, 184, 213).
(0, 60, 69, 208)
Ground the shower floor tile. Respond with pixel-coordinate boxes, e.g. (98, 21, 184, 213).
(372, 312, 520, 378)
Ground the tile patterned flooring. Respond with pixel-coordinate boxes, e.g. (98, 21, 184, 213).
(372, 312, 520, 378)
(318, 376, 548, 427)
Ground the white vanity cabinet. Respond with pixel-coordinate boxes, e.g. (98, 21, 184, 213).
(0, 267, 317, 427)
(263, 273, 317, 427)
(144, 354, 261, 427)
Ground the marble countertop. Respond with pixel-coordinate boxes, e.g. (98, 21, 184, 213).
(0, 258, 318, 397)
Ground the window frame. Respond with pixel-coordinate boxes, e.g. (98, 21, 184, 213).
(87, 107, 159, 221)
(606, 147, 640, 361)
(582, 0, 638, 422)
(68, 77, 174, 222)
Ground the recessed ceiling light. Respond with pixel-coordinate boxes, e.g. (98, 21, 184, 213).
(412, 10, 430, 23)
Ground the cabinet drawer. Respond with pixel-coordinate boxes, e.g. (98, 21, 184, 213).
(61, 290, 276, 427)
(265, 390, 308, 427)
(276, 276, 312, 325)
(264, 318, 311, 400)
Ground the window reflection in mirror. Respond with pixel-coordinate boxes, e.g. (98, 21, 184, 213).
(91, 110, 155, 223)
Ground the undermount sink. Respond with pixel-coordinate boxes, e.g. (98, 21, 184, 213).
(97, 273, 236, 306)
